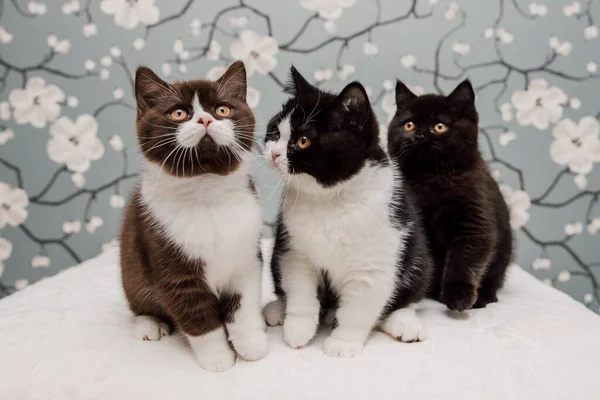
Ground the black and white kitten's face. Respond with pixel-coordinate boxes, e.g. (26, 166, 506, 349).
(264, 67, 384, 191)
(387, 80, 479, 170)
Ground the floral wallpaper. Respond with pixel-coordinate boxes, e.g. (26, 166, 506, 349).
(0, 0, 599, 312)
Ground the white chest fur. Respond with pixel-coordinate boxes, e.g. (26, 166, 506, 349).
(283, 164, 405, 288)
(140, 161, 262, 291)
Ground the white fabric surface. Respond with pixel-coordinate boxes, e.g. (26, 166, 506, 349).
(1, 242, 600, 400)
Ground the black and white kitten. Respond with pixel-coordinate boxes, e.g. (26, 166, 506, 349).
(262, 67, 433, 358)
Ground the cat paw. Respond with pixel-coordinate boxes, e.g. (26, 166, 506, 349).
(263, 299, 285, 327)
(381, 308, 427, 342)
(195, 350, 236, 373)
(134, 315, 171, 341)
(283, 316, 317, 349)
(232, 331, 269, 361)
(473, 293, 498, 309)
(324, 337, 364, 358)
(441, 283, 477, 312)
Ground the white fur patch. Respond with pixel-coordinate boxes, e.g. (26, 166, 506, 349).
(264, 114, 292, 175)
(134, 315, 170, 341)
(175, 93, 235, 148)
(187, 328, 236, 372)
(381, 307, 427, 342)
(263, 298, 285, 326)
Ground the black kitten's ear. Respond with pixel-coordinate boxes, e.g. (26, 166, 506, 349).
(448, 79, 475, 106)
(217, 60, 247, 101)
(285, 66, 315, 95)
(333, 81, 370, 113)
(135, 66, 173, 114)
(395, 80, 417, 109)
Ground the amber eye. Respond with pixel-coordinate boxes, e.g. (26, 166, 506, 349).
(403, 121, 415, 132)
(272, 131, 280, 140)
(433, 122, 448, 134)
(169, 108, 189, 121)
(297, 136, 311, 149)
(215, 104, 231, 117)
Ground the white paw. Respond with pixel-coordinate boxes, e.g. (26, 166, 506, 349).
(324, 337, 364, 358)
(134, 315, 171, 341)
(195, 350, 236, 373)
(233, 331, 269, 361)
(283, 316, 317, 349)
(381, 308, 427, 343)
(263, 299, 285, 327)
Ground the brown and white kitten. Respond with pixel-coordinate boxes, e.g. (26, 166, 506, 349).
(387, 80, 513, 312)
(120, 61, 267, 372)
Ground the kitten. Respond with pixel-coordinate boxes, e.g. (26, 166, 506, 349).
(120, 61, 268, 372)
(387, 80, 513, 311)
(262, 67, 433, 358)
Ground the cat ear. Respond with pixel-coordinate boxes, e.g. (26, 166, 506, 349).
(332, 81, 371, 113)
(285, 66, 316, 95)
(395, 80, 417, 109)
(448, 79, 475, 106)
(217, 61, 247, 101)
(135, 66, 173, 114)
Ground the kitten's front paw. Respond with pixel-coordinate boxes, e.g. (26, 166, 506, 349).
(324, 337, 364, 358)
(195, 350, 236, 373)
(232, 331, 269, 361)
(473, 293, 498, 309)
(381, 309, 427, 343)
(263, 299, 285, 327)
(134, 315, 171, 341)
(441, 283, 477, 312)
(283, 316, 317, 349)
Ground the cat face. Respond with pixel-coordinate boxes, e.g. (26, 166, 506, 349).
(134, 61, 254, 177)
(264, 67, 383, 191)
(387, 80, 479, 171)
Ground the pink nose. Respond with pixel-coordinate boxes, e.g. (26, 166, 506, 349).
(271, 151, 281, 162)
(198, 118, 213, 128)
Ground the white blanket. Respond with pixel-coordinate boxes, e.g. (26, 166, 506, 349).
(1, 243, 600, 400)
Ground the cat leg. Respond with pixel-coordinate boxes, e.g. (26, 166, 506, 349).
(473, 239, 512, 308)
(225, 265, 269, 362)
(380, 307, 426, 343)
(263, 298, 285, 326)
(134, 315, 171, 341)
(281, 254, 320, 349)
(324, 269, 395, 358)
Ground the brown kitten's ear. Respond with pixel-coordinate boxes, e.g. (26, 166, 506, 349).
(285, 66, 316, 95)
(395, 80, 417, 109)
(217, 61, 247, 101)
(448, 79, 475, 106)
(135, 66, 173, 114)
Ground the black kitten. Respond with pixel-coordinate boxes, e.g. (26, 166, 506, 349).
(262, 67, 433, 358)
(387, 80, 513, 311)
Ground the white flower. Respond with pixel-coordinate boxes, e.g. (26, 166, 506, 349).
(444, 2, 459, 20)
(557, 271, 571, 282)
(314, 68, 333, 83)
(28, 1, 46, 15)
(132, 38, 146, 50)
(300, 0, 356, 20)
(161, 63, 172, 77)
(0, 101, 10, 120)
(206, 40, 222, 60)
(14, 279, 28, 290)
(173, 39, 184, 54)
(499, 184, 531, 229)
(323, 20, 337, 35)
(229, 30, 278, 76)
(100, 56, 112, 67)
(574, 174, 587, 190)
(587, 61, 598, 74)
(382, 93, 396, 123)
(564, 221, 584, 236)
(549, 36, 573, 56)
(62, 0, 80, 15)
(48, 114, 104, 173)
(500, 102, 513, 122)
(588, 218, 600, 234)
(496, 27, 514, 44)
(428, 0, 438, 4)
(400, 54, 416, 68)
(67, 96, 79, 108)
(110, 194, 125, 209)
(491, 169, 502, 181)
(82, 23, 98, 38)
(382, 79, 394, 91)
(205, 65, 227, 81)
(550, 117, 600, 174)
(113, 88, 124, 100)
(101, 238, 118, 252)
(31, 255, 50, 268)
(108, 134, 124, 152)
(532, 257, 551, 270)
(62, 220, 82, 234)
(338, 64, 356, 81)
(0, 27, 13, 43)
(499, 130, 517, 147)
(100, 0, 159, 29)
(569, 97, 582, 109)
(71, 172, 85, 188)
(0, 129, 15, 145)
(510, 79, 567, 130)
(584, 25, 599, 40)
(9, 77, 65, 128)
(230, 16, 247, 29)
(86, 216, 104, 233)
(109, 46, 122, 58)
(99, 69, 110, 80)
(528, 2, 547, 16)
(363, 42, 379, 56)
(48, 34, 71, 54)
(563, 1, 581, 17)
(452, 41, 471, 55)
(178, 64, 188, 74)
(84, 59, 96, 71)
(246, 87, 261, 109)
(0, 237, 13, 277)
(584, 293, 593, 304)
(483, 27, 495, 39)
(0, 182, 28, 228)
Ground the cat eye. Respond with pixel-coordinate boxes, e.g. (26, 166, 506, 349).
(168, 108, 189, 121)
(433, 122, 448, 134)
(272, 131, 280, 140)
(215, 104, 231, 117)
(403, 121, 415, 132)
(297, 136, 311, 149)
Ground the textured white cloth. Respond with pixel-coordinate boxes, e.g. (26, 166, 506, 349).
(1, 243, 599, 400)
